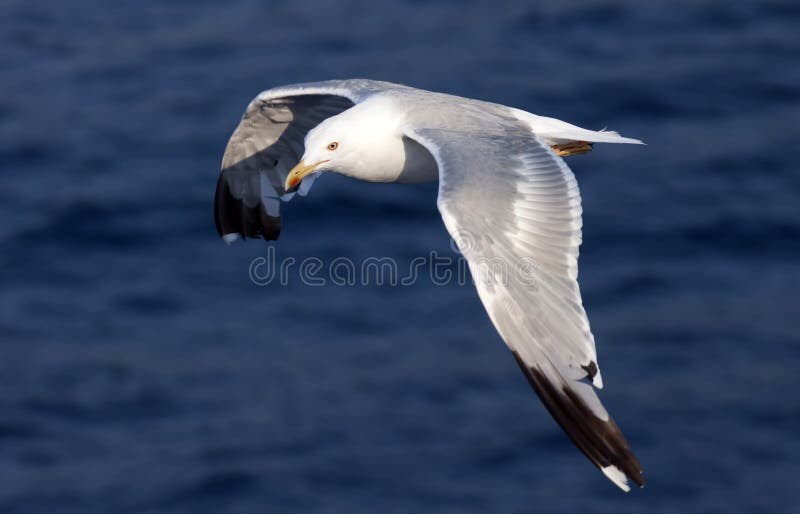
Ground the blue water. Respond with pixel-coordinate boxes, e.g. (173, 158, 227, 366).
(1, 1, 798, 512)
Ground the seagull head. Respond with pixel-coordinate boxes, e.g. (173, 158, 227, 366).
(284, 98, 406, 192)
(284, 118, 348, 191)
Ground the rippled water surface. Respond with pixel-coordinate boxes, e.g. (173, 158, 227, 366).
(1, 1, 798, 513)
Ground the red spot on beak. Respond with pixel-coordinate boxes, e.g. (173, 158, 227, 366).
(287, 176, 300, 188)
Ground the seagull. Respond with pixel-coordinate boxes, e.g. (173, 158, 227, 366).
(215, 79, 645, 491)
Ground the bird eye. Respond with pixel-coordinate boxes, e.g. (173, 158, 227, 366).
(327, 142, 339, 151)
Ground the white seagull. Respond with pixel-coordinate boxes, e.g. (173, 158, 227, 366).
(215, 79, 645, 491)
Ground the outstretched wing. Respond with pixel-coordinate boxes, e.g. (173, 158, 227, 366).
(406, 119, 644, 491)
(215, 79, 401, 241)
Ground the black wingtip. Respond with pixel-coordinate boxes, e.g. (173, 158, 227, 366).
(511, 351, 645, 489)
(214, 170, 281, 242)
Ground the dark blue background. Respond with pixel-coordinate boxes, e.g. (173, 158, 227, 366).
(1, 1, 798, 512)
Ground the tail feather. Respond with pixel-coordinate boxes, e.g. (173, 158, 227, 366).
(511, 108, 644, 146)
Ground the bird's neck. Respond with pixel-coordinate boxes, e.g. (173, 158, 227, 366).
(335, 133, 438, 184)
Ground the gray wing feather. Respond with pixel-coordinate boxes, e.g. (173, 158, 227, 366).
(405, 113, 644, 490)
(215, 80, 401, 241)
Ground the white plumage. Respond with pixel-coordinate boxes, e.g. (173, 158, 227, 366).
(215, 79, 645, 491)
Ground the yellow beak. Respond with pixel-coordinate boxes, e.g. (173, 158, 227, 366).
(285, 159, 328, 191)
